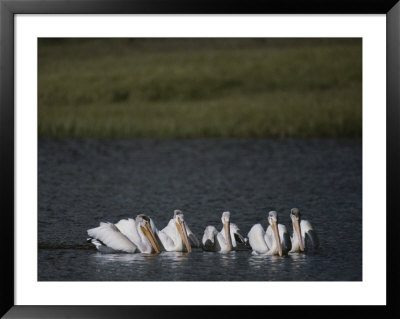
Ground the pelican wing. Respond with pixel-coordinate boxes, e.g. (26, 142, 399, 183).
(185, 223, 200, 248)
(301, 220, 319, 251)
(300, 220, 314, 236)
(248, 224, 269, 254)
(157, 220, 180, 251)
(87, 238, 116, 253)
(157, 230, 175, 251)
(202, 226, 218, 251)
(229, 223, 247, 248)
(278, 224, 292, 254)
(87, 222, 137, 253)
(264, 226, 274, 250)
(115, 218, 141, 245)
(202, 226, 217, 245)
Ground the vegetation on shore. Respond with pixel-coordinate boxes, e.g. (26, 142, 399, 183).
(38, 38, 361, 138)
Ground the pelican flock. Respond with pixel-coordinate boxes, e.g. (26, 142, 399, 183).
(87, 208, 318, 256)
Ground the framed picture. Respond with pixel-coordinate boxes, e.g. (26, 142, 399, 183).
(1, 0, 398, 317)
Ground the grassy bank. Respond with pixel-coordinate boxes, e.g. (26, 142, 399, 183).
(38, 38, 362, 138)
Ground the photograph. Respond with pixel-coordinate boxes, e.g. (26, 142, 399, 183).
(37, 37, 362, 281)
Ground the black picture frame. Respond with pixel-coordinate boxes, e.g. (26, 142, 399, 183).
(1, 0, 399, 318)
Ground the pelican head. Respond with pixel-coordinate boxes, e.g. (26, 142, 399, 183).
(290, 208, 304, 251)
(267, 210, 279, 224)
(221, 211, 232, 251)
(173, 210, 192, 253)
(221, 211, 230, 224)
(268, 211, 283, 257)
(136, 214, 161, 254)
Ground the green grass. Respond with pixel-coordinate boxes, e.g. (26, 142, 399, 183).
(38, 38, 362, 138)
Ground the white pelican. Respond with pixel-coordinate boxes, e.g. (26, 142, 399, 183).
(156, 210, 199, 252)
(87, 214, 161, 254)
(247, 211, 291, 256)
(289, 208, 319, 253)
(202, 211, 247, 252)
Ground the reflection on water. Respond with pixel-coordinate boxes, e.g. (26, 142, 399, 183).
(248, 255, 286, 271)
(38, 139, 361, 281)
(92, 252, 159, 263)
(91, 250, 193, 274)
(248, 255, 276, 268)
(39, 248, 331, 281)
(220, 251, 238, 268)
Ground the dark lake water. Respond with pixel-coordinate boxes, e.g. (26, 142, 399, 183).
(38, 138, 362, 281)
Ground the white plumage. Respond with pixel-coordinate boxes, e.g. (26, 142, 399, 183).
(155, 210, 198, 252)
(248, 211, 291, 256)
(202, 212, 247, 252)
(289, 208, 319, 253)
(247, 223, 269, 255)
(87, 215, 161, 254)
(88, 222, 138, 253)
